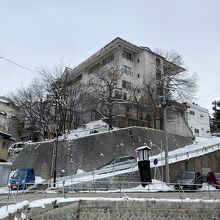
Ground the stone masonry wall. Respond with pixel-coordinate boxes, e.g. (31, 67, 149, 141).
(12, 127, 193, 179)
(27, 199, 220, 220)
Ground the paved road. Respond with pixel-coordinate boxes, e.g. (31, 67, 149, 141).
(1, 191, 220, 207)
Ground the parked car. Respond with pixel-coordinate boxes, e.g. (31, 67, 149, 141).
(174, 171, 203, 190)
(8, 142, 26, 156)
(206, 172, 220, 189)
(10, 168, 35, 190)
(89, 124, 108, 134)
(96, 156, 137, 174)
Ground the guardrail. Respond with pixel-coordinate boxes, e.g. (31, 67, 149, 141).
(150, 143, 220, 165)
(3, 180, 220, 207)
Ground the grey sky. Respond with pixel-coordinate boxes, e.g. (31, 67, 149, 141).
(1, 0, 219, 112)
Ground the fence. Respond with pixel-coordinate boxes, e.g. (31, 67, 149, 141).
(150, 143, 220, 165)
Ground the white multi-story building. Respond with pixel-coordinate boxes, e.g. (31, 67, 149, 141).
(185, 103, 211, 138)
(64, 38, 196, 138)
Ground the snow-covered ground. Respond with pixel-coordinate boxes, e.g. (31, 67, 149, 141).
(3, 121, 220, 193)
(1, 124, 220, 219)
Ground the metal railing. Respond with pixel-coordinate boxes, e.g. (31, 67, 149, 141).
(150, 143, 220, 165)
(3, 180, 220, 206)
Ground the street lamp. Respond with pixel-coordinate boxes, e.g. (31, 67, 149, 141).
(136, 145, 152, 187)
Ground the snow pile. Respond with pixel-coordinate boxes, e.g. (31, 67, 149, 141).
(1, 196, 220, 219)
(0, 200, 29, 219)
(35, 176, 46, 184)
(110, 179, 172, 193)
(61, 120, 109, 141)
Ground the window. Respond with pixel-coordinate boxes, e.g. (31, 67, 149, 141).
(137, 59, 140, 63)
(122, 80, 132, 90)
(156, 58, 161, 67)
(123, 92, 127, 100)
(157, 87, 163, 96)
(190, 111, 195, 115)
(115, 90, 122, 99)
(137, 73, 140, 78)
(195, 129, 199, 134)
(2, 142, 6, 149)
(156, 69, 161, 80)
(122, 50, 133, 61)
(123, 65, 132, 76)
(89, 63, 101, 74)
(200, 114, 204, 118)
(102, 53, 114, 66)
(73, 74, 82, 83)
(126, 105, 131, 112)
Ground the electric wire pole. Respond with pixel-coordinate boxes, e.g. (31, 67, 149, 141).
(162, 78, 170, 183)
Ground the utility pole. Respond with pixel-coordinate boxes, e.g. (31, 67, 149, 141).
(162, 78, 169, 183)
(53, 94, 59, 187)
(213, 101, 218, 133)
(53, 128, 58, 187)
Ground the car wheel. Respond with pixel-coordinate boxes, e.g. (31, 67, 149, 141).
(193, 185, 197, 190)
(174, 185, 179, 190)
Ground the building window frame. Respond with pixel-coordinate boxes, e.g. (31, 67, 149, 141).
(122, 50, 133, 61)
(123, 65, 133, 76)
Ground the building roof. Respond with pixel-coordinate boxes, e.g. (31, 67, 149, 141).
(0, 131, 15, 141)
(0, 98, 9, 104)
(66, 37, 185, 82)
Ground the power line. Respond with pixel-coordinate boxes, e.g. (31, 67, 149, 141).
(0, 56, 34, 72)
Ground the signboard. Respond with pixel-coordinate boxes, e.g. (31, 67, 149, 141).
(153, 159, 158, 165)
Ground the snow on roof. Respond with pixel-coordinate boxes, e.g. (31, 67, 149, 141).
(0, 98, 9, 104)
(135, 145, 151, 151)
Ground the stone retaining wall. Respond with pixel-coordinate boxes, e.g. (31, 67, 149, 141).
(26, 199, 220, 220)
(12, 127, 193, 180)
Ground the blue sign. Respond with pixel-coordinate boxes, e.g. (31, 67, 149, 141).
(153, 159, 158, 165)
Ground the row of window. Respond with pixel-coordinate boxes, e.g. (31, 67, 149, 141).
(189, 111, 204, 118)
(115, 90, 127, 100)
(122, 80, 132, 90)
(89, 53, 115, 74)
(194, 128, 210, 134)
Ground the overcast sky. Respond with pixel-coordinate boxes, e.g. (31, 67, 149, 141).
(1, 0, 219, 112)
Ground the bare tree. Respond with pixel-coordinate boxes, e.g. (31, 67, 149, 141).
(154, 49, 198, 102)
(37, 65, 89, 135)
(142, 49, 198, 129)
(11, 64, 89, 141)
(89, 60, 123, 129)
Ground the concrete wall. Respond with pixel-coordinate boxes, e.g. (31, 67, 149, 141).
(12, 127, 193, 180)
(185, 103, 211, 138)
(68, 146, 220, 189)
(168, 147, 220, 182)
(25, 199, 220, 220)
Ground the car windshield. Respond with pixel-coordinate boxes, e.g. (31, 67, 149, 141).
(180, 172, 195, 180)
(214, 173, 220, 179)
(97, 156, 135, 169)
(12, 171, 27, 179)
